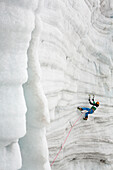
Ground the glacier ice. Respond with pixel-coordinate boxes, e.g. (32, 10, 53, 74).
(0, 0, 113, 170)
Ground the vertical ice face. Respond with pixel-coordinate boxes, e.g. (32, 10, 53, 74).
(0, 1, 33, 169)
(37, 0, 113, 170)
(1, 0, 113, 170)
(0, 1, 51, 170)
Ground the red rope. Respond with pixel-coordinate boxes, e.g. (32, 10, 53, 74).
(50, 112, 83, 167)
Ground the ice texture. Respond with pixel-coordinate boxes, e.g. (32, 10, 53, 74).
(0, 0, 113, 170)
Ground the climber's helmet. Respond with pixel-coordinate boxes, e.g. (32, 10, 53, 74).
(96, 101, 99, 107)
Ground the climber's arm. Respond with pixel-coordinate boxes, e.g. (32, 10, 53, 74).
(88, 97, 95, 105)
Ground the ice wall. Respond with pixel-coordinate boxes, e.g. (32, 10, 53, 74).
(0, 1, 50, 170)
(37, 0, 113, 170)
(0, 0, 113, 170)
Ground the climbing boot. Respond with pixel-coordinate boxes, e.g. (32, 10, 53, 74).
(77, 107, 83, 111)
(83, 117, 88, 120)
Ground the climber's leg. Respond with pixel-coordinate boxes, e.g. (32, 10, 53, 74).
(77, 107, 90, 112)
(83, 109, 94, 120)
(81, 108, 90, 112)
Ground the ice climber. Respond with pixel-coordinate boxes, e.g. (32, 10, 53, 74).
(77, 95, 99, 120)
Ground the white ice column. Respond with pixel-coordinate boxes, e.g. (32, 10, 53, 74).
(0, 1, 37, 170)
(19, 11, 51, 170)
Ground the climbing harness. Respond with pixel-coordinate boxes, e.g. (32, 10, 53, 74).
(50, 112, 84, 167)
